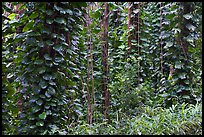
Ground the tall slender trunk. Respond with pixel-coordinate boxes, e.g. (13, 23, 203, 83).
(102, 2, 109, 122)
(160, 2, 163, 75)
(128, 2, 132, 52)
(137, 3, 141, 84)
(86, 3, 94, 125)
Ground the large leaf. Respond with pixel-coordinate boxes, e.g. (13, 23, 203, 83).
(55, 17, 66, 24)
(48, 86, 56, 95)
(36, 99, 43, 106)
(32, 106, 41, 113)
(183, 13, 192, 20)
(39, 80, 47, 89)
(186, 24, 196, 32)
(22, 20, 34, 32)
(34, 59, 44, 65)
(43, 74, 52, 81)
(36, 121, 44, 127)
(39, 112, 47, 120)
(45, 91, 51, 98)
(29, 12, 38, 19)
(44, 54, 52, 61)
(65, 9, 73, 15)
(46, 18, 54, 24)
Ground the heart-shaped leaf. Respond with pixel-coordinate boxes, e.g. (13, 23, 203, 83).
(44, 54, 52, 61)
(45, 91, 51, 98)
(34, 59, 44, 65)
(39, 80, 47, 89)
(55, 17, 66, 24)
(48, 86, 56, 95)
(36, 99, 43, 106)
(39, 112, 47, 120)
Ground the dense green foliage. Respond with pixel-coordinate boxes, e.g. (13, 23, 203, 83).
(2, 2, 202, 135)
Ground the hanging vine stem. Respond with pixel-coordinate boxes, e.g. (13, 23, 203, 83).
(160, 2, 163, 75)
(138, 2, 140, 84)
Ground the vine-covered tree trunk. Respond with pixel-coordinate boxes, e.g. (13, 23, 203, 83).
(102, 2, 109, 122)
(177, 2, 193, 97)
(128, 2, 132, 52)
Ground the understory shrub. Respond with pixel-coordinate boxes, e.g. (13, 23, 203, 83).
(68, 102, 202, 135)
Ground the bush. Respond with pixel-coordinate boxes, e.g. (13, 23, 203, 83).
(67, 102, 202, 135)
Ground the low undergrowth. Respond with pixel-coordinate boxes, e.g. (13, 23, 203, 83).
(67, 102, 202, 135)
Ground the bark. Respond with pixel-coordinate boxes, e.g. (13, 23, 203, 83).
(177, 2, 193, 96)
(85, 3, 94, 125)
(128, 2, 132, 52)
(102, 2, 109, 122)
(137, 2, 141, 84)
(160, 2, 163, 75)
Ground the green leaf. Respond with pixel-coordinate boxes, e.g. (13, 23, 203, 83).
(46, 18, 54, 24)
(43, 74, 52, 81)
(182, 95, 190, 99)
(65, 9, 73, 15)
(39, 112, 47, 120)
(45, 91, 51, 98)
(39, 80, 47, 89)
(46, 40, 54, 46)
(55, 57, 64, 63)
(183, 13, 192, 20)
(178, 73, 186, 79)
(67, 80, 75, 86)
(40, 94, 46, 99)
(175, 61, 182, 69)
(36, 99, 43, 106)
(48, 86, 56, 95)
(55, 17, 66, 24)
(22, 20, 34, 32)
(29, 12, 38, 19)
(8, 13, 16, 20)
(32, 106, 41, 113)
(49, 81, 56, 86)
(44, 54, 52, 61)
(39, 67, 46, 74)
(29, 96, 38, 103)
(133, 9, 140, 14)
(46, 10, 54, 15)
(186, 24, 196, 32)
(118, 45, 125, 49)
(34, 59, 44, 65)
(53, 45, 63, 52)
(6, 83, 15, 98)
(36, 121, 44, 126)
(165, 42, 173, 48)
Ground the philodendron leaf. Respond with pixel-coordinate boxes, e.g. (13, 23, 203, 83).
(48, 86, 56, 95)
(36, 121, 44, 126)
(36, 99, 43, 106)
(22, 20, 34, 32)
(34, 59, 44, 65)
(55, 17, 66, 24)
(44, 54, 52, 61)
(39, 112, 47, 120)
(39, 80, 47, 89)
(43, 74, 52, 81)
(29, 12, 38, 19)
(183, 13, 192, 20)
(45, 91, 51, 98)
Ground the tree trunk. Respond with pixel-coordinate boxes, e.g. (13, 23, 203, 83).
(102, 2, 109, 122)
(128, 2, 132, 52)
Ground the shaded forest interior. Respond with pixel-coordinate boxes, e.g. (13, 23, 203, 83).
(2, 2, 202, 135)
